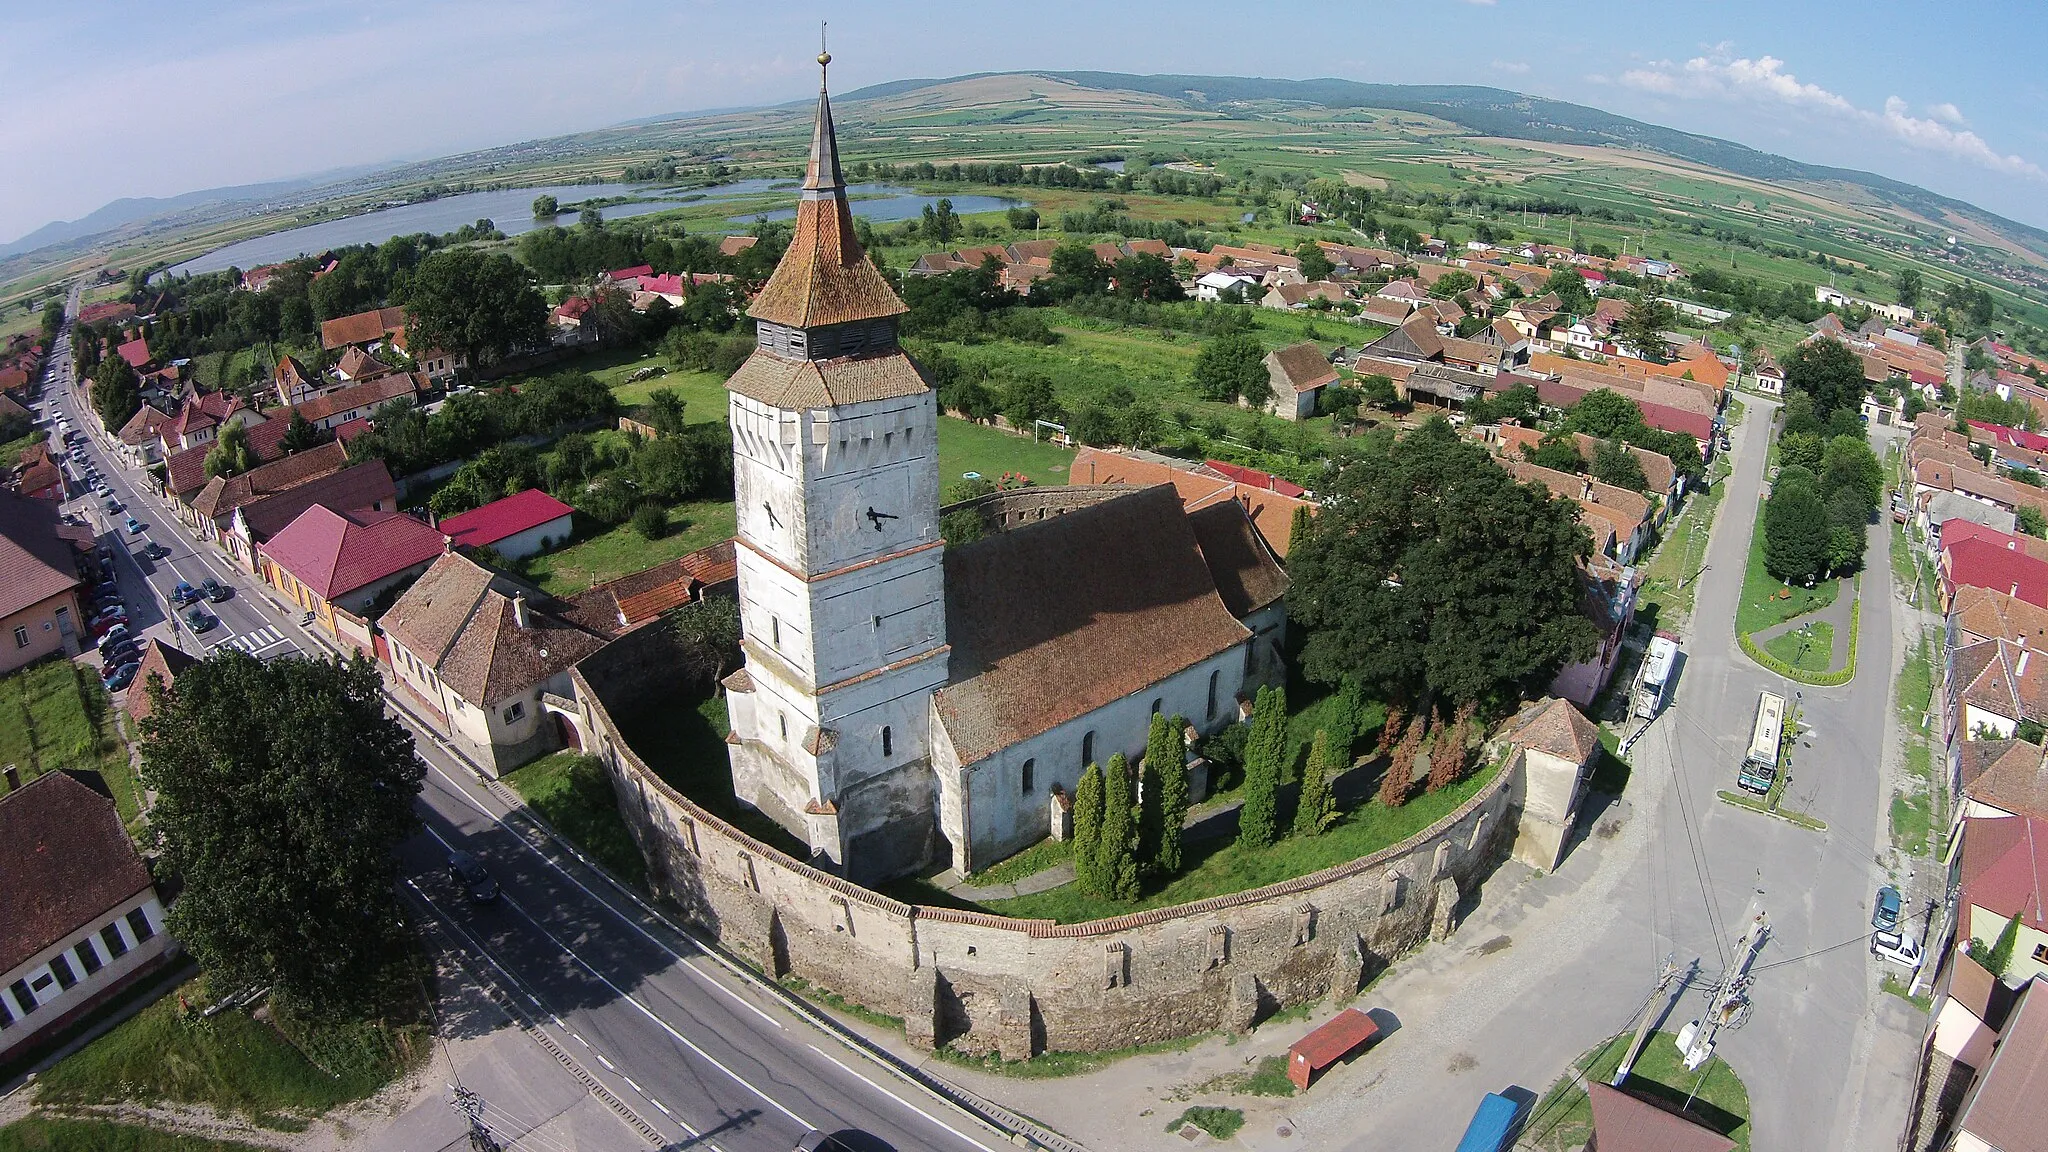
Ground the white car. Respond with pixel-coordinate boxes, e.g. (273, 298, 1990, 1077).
(1871, 931, 1923, 970)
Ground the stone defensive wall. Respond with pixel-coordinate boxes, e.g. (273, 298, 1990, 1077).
(572, 624, 1518, 1058)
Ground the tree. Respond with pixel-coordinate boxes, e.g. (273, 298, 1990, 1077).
(1356, 373, 1399, 410)
(203, 420, 254, 478)
(1326, 679, 1365, 771)
(1778, 431, 1825, 474)
(631, 501, 668, 539)
(1764, 479, 1831, 583)
(1526, 433, 1584, 473)
(1428, 270, 1478, 299)
(532, 194, 559, 218)
(140, 653, 422, 1013)
(1293, 729, 1337, 837)
(1193, 331, 1268, 404)
(1590, 440, 1650, 492)
(1428, 701, 1477, 791)
(1113, 253, 1185, 302)
(1099, 754, 1140, 901)
(663, 594, 741, 693)
(1822, 434, 1884, 509)
(279, 410, 329, 454)
(398, 248, 547, 368)
(1296, 242, 1336, 282)
(1045, 242, 1111, 301)
(1894, 267, 1923, 310)
(1148, 714, 1190, 873)
(1561, 389, 1644, 439)
(1073, 761, 1105, 895)
(1381, 712, 1423, 807)
(92, 353, 141, 433)
(1290, 419, 1598, 712)
(1784, 338, 1866, 424)
(921, 198, 959, 244)
(1618, 298, 1677, 362)
(1985, 910, 2021, 978)
(1237, 685, 1286, 850)
(2020, 506, 2047, 539)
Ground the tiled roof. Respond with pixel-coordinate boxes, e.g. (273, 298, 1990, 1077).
(294, 373, 419, 424)
(381, 553, 611, 706)
(1572, 433, 1676, 494)
(191, 440, 351, 522)
(1942, 519, 2048, 565)
(1186, 499, 1289, 618)
(746, 76, 908, 329)
(1585, 1083, 1735, 1152)
(1067, 448, 1315, 558)
(724, 348, 928, 409)
(115, 337, 151, 369)
(1954, 638, 2048, 727)
(260, 505, 447, 601)
(1946, 536, 2048, 607)
(1955, 973, 2048, 1150)
(1505, 696, 1600, 764)
(0, 770, 154, 973)
(933, 486, 1251, 766)
(1951, 585, 2048, 647)
(717, 235, 758, 257)
(438, 488, 576, 551)
(570, 539, 738, 629)
(124, 638, 197, 728)
(1958, 738, 2030, 796)
(319, 306, 407, 351)
(334, 345, 392, 381)
(1268, 342, 1338, 392)
(0, 489, 81, 619)
(118, 404, 173, 446)
(1965, 742, 2048, 822)
(237, 460, 397, 542)
(1960, 815, 2048, 932)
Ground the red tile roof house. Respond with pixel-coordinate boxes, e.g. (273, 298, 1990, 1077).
(160, 413, 295, 505)
(1943, 535, 2048, 611)
(379, 551, 614, 774)
(1946, 974, 2048, 1152)
(0, 491, 86, 674)
(156, 392, 263, 457)
(114, 337, 152, 371)
(437, 489, 576, 562)
(319, 305, 407, 353)
(259, 505, 447, 636)
(221, 460, 399, 574)
(0, 770, 174, 1064)
(180, 438, 351, 537)
(294, 372, 421, 432)
(1946, 638, 2048, 751)
(1956, 815, 2048, 986)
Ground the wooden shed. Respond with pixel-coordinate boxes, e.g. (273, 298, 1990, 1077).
(1286, 1008, 1381, 1089)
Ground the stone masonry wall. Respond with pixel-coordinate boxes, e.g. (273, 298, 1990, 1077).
(575, 630, 1518, 1055)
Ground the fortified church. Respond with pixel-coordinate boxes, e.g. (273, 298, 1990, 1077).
(721, 51, 1290, 883)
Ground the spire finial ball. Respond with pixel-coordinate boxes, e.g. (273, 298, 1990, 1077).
(818, 51, 831, 66)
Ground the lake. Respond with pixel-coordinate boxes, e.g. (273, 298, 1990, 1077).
(167, 182, 693, 276)
(733, 184, 1022, 224)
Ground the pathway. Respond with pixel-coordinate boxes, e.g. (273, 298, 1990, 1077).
(1747, 574, 1860, 674)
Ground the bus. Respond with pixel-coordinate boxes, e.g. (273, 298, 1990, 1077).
(1737, 691, 1786, 794)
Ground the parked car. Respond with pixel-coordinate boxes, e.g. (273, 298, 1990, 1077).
(88, 605, 127, 629)
(1873, 885, 1902, 932)
(102, 497, 121, 514)
(171, 581, 199, 605)
(202, 578, 231, 603)
(139, 542, 171, 561)
(124, 516, 143, 535)
(99, 639, 140, 667)
(183, 608, 217, 635)
(96, 625, 130, 656)
(446, 851, 499, 902)
(1871, 931, 1924, 970)
(102, 661, 142, 691)
(93, 482, 111, 498)
(89, 614, 127, 640)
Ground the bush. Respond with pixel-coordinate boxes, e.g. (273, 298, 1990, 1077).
(630, 501, 668, 540)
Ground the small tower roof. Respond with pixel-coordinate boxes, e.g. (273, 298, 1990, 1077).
(747, 50, 908, 330)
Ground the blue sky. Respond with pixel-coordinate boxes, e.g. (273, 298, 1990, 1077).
(6, 0, 2045, 245)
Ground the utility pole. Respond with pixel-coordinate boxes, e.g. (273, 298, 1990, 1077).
(452, 1086, 502, 1152)
(1677, 894, 1769, 1071)
(1612, 954, 1693, 1085)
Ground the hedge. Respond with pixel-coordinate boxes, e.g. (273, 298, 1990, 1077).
(1738, 598, 1859, 687)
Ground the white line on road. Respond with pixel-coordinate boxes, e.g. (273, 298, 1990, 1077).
(651, 1100, 671, 1116)
(597, 1053, 616, 1071)
(804, 1044, 1001, 1152)
(623, 1077, 642, 1096)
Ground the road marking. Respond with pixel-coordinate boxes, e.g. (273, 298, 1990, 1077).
(623, 1077, 643, 1096)
(415, 821, 810, 1130)
(573, 1033, 590, 1048)
(651, 1100, 671, 1116)
(597, 1053, 616, 1071)
(417, 757, 784, 1030)
(804, 1044, 1001, 1152)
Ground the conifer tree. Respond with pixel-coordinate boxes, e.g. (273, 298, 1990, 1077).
(1237, 685, 1286, 849)
(1073, 762, 1106, 896)
(1293, 728, 1337, 837)
(1326, 678, 1365, 772)
(1136, 750, 1163, 873)
(1381, 709, 1424, 808)
(1377, 703, 1406, 756)
(1100, 754, 1141, 900)
(1152, 714, 1191, 873)
(1986, 910, 2021, 978)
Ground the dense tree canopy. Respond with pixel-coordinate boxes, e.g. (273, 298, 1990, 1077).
(141, 654, 422, 1013)
(1784, 337, 1866, 424)
(397, 248, 547, 368)
(91, 354, 141, 433)
(1193, 331, 1268, 404)
(1290, 419, 1599, 713)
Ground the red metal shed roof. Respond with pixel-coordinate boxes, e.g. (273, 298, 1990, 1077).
(438, 488, 576, 550)
(1287, 1008, 1379, 1075)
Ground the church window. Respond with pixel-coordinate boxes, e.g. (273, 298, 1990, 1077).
(872, 615, 881, 631)
(882, 726, 893, 757)
(779, 713, 789, 739)
(1081, 731, 1095, 767)
(771, 616, 781, 648)
(884, 431, 893, 451)
(1207, 671, 1219, 720)
(1152, 698, 1163, 715)
(1021, 759, 1035, 794)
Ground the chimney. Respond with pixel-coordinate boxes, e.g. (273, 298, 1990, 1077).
(512, 594, 530, 630)
(3, 764, 17, 792)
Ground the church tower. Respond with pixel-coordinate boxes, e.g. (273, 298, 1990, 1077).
(720, 47, 949, 882)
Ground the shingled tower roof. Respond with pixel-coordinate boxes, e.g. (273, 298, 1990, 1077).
(746, 48, 908, 330)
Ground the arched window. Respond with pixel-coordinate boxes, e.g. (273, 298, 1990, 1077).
(1021, 759, 1035, 794)
(882, 726, 893, 757)
(1206, 670, 1220, 720)
(1151, 698, 1163, 715)
(1081, 731, 1095, 768)
(779, 713, 789, 740)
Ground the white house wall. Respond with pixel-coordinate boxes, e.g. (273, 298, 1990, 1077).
(0, 891, 169, 1061)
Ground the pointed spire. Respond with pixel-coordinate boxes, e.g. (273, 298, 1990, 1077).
(803, 24, 844, 196)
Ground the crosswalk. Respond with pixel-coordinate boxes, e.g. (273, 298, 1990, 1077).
(211, 624, 295, 658)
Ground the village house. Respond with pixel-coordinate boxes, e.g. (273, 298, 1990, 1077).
(1262, 341, 1339, 420)
(0, 492, 85, 673)
(1502, 696, 1601, 872)
(258, 505, 448, 632)
(1261, 281, 1345, 311)
(271, 355, 325, 407)
(0, 771, 174, 1063)
(571, 539, 738, 632)
(220, 460, 398, 573)
(123, 639, 196, 730)
(319, 305, 407, 353)
(294, 372, 421, 432)
(436, 489, 576, 561)
(181, 439, 351, 538)
(1195, 270, 1260, 301)
(381, 552, 613, 773)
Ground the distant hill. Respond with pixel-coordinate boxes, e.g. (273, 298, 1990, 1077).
(840, 71, 2048, 263)
(0, 168, 381, 259)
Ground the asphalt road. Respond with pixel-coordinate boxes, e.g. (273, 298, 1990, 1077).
(44, 304, 1020, 1152)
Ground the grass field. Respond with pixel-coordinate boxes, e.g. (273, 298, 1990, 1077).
(519, 500, 737, 597)
(936, 415, 1075, 488)
(918, 758, 1499, 924)
(1636, 467, 1727, 630)
(1523, 1031, 1751, 1152)
(1763, 620, 1835, 672)
(1, 430, 47, 469)
(0, 659, 144, 829)
(31, 980, 395, 1128)
(503, 751, 647, 888)
(1735, 500, 1840, 636)
(0, 1118, 266, 1152)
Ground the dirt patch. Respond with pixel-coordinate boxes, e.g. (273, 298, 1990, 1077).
(1446, 1051, 1478, 1073)
(1472, 935, 1513, 957)
(1341, 170, 1388, 190)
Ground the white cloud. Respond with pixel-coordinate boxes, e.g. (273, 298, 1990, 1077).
(1491, 60, 1530, 74)
(1620, 50, 2044, 181)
